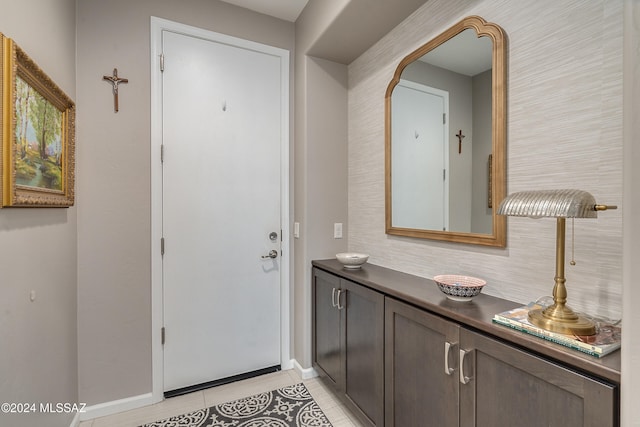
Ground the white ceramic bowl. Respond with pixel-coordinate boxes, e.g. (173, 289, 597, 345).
(433, 274, 486, 302)
(336, 253, 369, 269)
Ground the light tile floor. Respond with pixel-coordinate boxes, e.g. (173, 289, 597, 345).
(79, 370, 364, 427)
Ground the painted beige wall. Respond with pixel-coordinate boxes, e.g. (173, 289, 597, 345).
(76, 0, 294, 405)
(349, 0, 624, 320)
(621, 0, 640, 423)
(0, 1, 77, 426)
(471, 69, 492, 233)
(294, 55, 348, 368)
(294, 1, 350, 369)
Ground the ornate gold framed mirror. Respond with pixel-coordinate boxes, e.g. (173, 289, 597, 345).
(385, 15, 506, 247)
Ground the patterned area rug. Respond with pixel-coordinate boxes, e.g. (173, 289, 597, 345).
(140, 383, 333, 427)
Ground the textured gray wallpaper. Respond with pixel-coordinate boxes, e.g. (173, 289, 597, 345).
(348, 0, 623, 319)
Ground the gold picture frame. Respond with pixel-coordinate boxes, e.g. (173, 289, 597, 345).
(1, 33, 75, 207)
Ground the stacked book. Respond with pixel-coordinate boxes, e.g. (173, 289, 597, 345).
(492, 302, 621, 358)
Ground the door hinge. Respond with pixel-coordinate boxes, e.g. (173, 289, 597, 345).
(161, 237, 165, 255)
(161, 327, 166, 345)
(161, 144, 164, 163)
(443, 169, 446, 181)
(443, 113, 446, 124)
(160, 53, 165, 72)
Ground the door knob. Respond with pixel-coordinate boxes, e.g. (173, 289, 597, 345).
(261, 250, 278, 259)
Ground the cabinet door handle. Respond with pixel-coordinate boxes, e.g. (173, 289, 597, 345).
(336, 289, 344, 310)
(444, 341, 458, 375)
(459, 349, 473, 384)
(331, 288, 337, 308)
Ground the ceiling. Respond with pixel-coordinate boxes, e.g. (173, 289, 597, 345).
(218, 0, 430, 64)
(305, 0, 429, 64)
(218, 0, 310, 22)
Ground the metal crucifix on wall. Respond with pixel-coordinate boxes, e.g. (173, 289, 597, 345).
(103, 68, 129, 113)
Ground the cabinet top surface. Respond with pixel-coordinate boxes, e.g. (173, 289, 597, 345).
(312, 259, 621, 384)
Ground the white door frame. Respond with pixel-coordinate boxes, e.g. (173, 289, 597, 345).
(150, 16, 291, 403)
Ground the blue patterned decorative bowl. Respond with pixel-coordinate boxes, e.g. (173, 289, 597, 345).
(433, 275, 486, 302)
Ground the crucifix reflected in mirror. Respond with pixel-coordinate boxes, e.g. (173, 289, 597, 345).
(456, 129, 466, 154)
(103, 68, 128, 113)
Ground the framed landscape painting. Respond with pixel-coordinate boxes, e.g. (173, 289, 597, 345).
(1, 33, 75, 207)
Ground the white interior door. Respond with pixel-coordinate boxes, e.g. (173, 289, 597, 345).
(391, 80, 449, 230)
(161, 29, 286, 393)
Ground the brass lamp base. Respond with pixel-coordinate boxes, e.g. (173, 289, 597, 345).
(528, 304, 596, 336)
(525, 217, 597, 336)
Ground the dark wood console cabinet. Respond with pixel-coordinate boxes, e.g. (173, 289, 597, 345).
(312, 260, 620, 427)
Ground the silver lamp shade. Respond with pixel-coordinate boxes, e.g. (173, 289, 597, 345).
(497, 189, 598, 218)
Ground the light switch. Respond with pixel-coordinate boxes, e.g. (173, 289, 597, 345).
(334, 223, 343, 239)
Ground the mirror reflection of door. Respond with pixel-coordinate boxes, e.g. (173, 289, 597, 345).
(391, 80, 449, 231)
(392, 29, 493, 234)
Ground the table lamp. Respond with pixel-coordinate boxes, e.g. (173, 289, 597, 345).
(497, 189, 616, 336)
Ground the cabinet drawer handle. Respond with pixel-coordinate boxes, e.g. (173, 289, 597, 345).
(336, 289, 344, 310)
(331, 288, 337, 308)
(459, 349, 472, 384)
(444, 341, 457, 375)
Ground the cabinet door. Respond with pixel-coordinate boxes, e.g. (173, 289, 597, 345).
(312, 269, 342, 387)
(459, 328, 618, 427)
(342, 279, 385, 426)
(385, 297, 460, 427)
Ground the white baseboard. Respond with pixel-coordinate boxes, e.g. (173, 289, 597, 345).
(69, 412, 80, 427)
(79, 392, 154, 422)
(281, 358, 294, 371)
(292, 359, 318, 380)
(78, 363, 311, 423)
